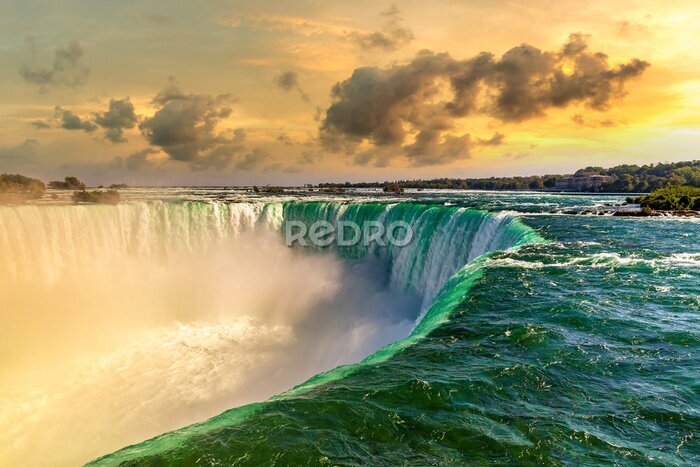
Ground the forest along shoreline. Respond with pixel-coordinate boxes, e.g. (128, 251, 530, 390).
(562, 187, 700, 217)
(3, 170, 700, 218)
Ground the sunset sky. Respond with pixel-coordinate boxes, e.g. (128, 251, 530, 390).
(1, 0, 699, 185)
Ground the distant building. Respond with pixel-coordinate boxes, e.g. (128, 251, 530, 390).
(555, 173, 612, 192)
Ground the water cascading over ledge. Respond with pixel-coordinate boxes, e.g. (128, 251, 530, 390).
(280, 201, 541, 309)
(72, 200, 542, 465)
(0, 201, 538, 310)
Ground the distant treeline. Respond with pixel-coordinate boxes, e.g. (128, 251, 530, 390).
(1, 174, 124, 204)
(318, 160, 700, 193)
(0, 174, 45, 201)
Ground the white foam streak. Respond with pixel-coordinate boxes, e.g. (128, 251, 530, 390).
(486, 252, 700, 270)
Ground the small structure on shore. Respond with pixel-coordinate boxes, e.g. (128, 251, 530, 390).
(555, 173, 612, 192)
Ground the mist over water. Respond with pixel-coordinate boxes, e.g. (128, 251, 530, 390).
(0, 198, 540, 466)
(0, 202, 420, 466)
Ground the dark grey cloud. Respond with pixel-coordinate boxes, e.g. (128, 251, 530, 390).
(191, 128, 247, 170)
(320, 50, 455, 151)
(31, 120, 52, 130)
(275, 71, 298, 92)
(352, 148, 395, 168)
(53, 98, 136, 142)
(94, 98, 138, 143)
(0, 139, 39, 162)
(477, 132, 505, 146)
(298, 150, 321, 165)
(140, 80, 245, 169)
(404, 130, 472, 166)
(277, 132, 295, 145)
(235, 147, 268, 171)
(110, 148, 159, 172)
(275, 71, 309, 102)
(20, 39, 90, 93)
(347, 5, 414, 51)
(321, 34, 649, 165)
(55, 107, 98, 132)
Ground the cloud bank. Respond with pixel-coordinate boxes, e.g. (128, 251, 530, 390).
(139, 80, 246, 169)
(52, 98, 138, 143)
(321, 34, 649, 165)
(56, 107, 97, 133)
(0, 139, 39, 162)
(94, 98, 139, 143)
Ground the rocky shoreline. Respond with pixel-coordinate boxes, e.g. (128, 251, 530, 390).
(562, 204, 700, 217)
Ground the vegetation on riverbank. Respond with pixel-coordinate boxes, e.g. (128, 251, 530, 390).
(0, 173, 45, 203)
(319, 160, 700, 193)
(383, 183, 405, 194)
(252, 185, 285, 193)
(48, 176, 86, 190)
(1, 173, 127, 205)
(72, 190, 121, 205)
(637, 186, 700, 212)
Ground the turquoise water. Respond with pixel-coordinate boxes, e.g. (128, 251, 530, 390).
(84, 192, 699, 465)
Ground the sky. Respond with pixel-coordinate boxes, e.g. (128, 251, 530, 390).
(0, 0, 699, 186)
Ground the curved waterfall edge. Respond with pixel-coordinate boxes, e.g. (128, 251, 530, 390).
(88, 203, 543, 466)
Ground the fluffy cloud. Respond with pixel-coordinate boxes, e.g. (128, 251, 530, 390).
(140, 81, 245, 169)
(321, 34, 649, 165)
(20, 39, 90, 93)
(94, 98, 138, 143)
(320, 51, 456, 151)
(347, 5, 414, 51)
(55, 107, 97, 132)
(52, 99, 137, 142)
(275, 71, 309, 102)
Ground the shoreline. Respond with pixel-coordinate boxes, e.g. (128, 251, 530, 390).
(564, 205, 700, 217)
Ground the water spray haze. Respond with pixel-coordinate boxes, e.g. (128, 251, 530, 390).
(0, 202, 420, 466)
(0, 200, 535, 466)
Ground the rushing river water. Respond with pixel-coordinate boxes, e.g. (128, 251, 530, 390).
(0, 189, 697, 465)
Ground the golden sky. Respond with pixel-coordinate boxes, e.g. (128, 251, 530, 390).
(0, 0, 698, 185)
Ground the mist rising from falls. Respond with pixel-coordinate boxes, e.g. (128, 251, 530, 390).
(0, 201, 534, 466)
(281, 202, 536, 309)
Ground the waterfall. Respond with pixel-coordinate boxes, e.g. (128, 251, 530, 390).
(1, 201, 536, 311)
(281, 201, 538, 309)
(0, 201, 271, 283)
(0, 200, 540, 467)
